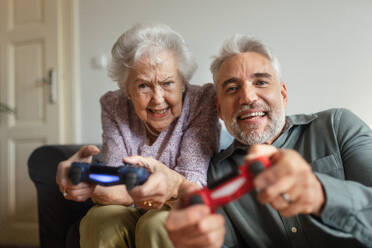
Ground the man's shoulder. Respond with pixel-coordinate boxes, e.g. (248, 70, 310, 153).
(288, 108, 353, 127)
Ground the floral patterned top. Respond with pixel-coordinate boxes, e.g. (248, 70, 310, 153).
(100, 83, 220, 186)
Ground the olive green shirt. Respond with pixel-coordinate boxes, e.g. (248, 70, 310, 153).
(209, 108, 372, 248)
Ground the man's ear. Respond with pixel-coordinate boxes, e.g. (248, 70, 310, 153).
(215, 95, 223, 120)
(280, 82, 288, 107)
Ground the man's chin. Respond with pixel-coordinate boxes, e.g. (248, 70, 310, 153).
(238, 124, 263, 134)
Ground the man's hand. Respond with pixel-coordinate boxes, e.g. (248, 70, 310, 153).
(165, 184, 225, 248)
(246, 144, 325, 217)
(56, 145, 99, 202)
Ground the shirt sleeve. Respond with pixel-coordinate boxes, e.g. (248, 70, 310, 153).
(309, 108, 372, 247)
(174, 85, 221, 187)
(100, 92, 128, 167)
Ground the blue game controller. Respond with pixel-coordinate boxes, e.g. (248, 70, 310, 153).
(69, 162, 150, 190)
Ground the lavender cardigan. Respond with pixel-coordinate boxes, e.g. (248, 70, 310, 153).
(100, 83, 220, 186)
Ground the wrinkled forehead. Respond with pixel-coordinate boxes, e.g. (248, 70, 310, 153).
(130, 50, 179, 81)
(136, 49, 174, 67)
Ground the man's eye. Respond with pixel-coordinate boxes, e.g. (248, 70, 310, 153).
(226, 86, 239, 93)
(138, 83, 148, 89)
(255, 80, 267, 86)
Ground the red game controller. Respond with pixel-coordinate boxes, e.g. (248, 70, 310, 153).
(185, 156, 271, 212)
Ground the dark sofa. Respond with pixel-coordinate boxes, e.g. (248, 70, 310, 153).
(28, 145, 102, 248)
(26, 130, 233, 248)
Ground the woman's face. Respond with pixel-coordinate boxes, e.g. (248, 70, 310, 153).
(126, 50, 184, 132)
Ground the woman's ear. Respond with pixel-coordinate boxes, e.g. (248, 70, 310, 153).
(124, 81, 132, 100)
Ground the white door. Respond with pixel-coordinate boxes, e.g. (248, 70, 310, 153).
(0, 0, 75, 246)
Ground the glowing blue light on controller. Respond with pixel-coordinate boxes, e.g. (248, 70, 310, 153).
(90, 174, 120, 183)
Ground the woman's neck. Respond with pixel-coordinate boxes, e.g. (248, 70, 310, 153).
(144, 123, 160, 145)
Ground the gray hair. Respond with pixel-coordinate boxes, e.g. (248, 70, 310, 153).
(108, 23, 197, 90)
(210, 34, 282, 84)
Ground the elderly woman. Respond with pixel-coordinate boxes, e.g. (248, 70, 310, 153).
(56, 23, 220, 248)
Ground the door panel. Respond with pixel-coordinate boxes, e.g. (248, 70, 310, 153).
(0, 0, 62, 246)
(13, 40, 46, 123)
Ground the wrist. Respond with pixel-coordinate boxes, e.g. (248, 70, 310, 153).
(313, 178, 326, 216)
(171, 174, 186, 199)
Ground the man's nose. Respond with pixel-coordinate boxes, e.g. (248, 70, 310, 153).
(152, 85, 165, 104)
(239, 84, 257, 105)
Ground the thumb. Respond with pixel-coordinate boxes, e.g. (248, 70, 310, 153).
(166, 205, 210, 231)
(70, 145, 100, 162)
(177, 182, 201, 209)
(245, 144, 277, 164)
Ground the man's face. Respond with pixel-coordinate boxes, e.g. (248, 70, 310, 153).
(215, 52, 288, 145)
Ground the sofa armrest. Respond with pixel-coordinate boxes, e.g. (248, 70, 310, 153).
(28, 145, 101, 248)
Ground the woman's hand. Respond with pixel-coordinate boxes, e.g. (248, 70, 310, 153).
(123, 156, 185, 209)
(91, 185, 133, 206)
(56, 145, 99, 202)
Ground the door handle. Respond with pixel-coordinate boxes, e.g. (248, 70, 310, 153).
(43, 68, 57, 104)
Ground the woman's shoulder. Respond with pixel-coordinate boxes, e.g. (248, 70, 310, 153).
(181, 83, 218, 124)
(185, 83, 216, 107)
(99, 89, 129, 109)
(186, 82, 216, 97)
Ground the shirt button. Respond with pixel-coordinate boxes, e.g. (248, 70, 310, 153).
(291, 227, 297, 233)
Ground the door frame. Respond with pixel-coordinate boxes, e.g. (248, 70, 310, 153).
(60, 0, 81, 143)
(0, 0, 80, 246)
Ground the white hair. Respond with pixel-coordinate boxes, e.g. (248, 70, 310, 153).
(108, 23, 197, 90)
(210, 34, 282, 84)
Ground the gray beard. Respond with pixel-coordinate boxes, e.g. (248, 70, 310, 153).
(225, 103, 286, 146)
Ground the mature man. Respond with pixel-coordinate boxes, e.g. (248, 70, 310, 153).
(165, 35, 372, 248)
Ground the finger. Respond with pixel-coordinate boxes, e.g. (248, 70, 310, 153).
(171, 213, 225, 248)
(123, 156, 156, 172)
(282, 181, 304, 204)
(130, 172, 165, 198)
(267, 194, 291, 210)
(67, 182, 92, 190)
(57, 161, 71, 191)
(136, 197, 164, 210)
(278, 198, 305, 217)
(123, 155, 151, 168)
(123, 155, 144, 165)
(65, 187, 94, 202)
(245, 144, 277, 163)
(166, 205, 210, 231)
(257, 175, 295, 204)
(186, 214, 225, 247)
(177, 182, 201, 208)
(70, 145, 100, 162)
(253, 155, 292, 190)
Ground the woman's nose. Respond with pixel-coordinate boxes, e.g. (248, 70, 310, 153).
(152, 85, 165, 104)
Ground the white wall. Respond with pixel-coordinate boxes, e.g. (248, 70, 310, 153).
(79, 0, 372, 143)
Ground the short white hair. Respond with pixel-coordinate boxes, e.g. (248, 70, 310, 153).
(210, 34, 282, 84)
(108, 23, 197, 90)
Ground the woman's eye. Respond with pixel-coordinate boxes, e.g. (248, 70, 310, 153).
(138, 83, 148, 89)
(162, 81, 173, 87)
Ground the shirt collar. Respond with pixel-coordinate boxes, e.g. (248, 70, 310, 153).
(286, 113, 318, 128)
